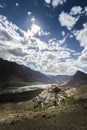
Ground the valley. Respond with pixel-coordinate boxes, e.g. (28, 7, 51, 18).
(0, 58, 87, 130)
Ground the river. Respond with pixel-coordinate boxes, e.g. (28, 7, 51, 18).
(0, 84, 52, 95)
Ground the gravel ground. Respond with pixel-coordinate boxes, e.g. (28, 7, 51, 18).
(0, 102, 87, 130)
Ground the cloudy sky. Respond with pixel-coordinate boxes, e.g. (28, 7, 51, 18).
(0, 0, 87, 75)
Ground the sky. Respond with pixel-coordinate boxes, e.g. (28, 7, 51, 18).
(0, 0, 87, 75)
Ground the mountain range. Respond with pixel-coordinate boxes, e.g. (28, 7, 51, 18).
(0, 58, 50, 87)
(47, 75, 71, 84)
(0, 58, 87, 88)
(0, 58, 71, 87)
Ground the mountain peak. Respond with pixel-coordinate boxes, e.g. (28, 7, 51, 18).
(63, 70, 87, 88)
(74, 71, 87, 79)
(75, 70, 86, 76)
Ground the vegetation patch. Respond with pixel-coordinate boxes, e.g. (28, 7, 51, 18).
(0, 89, 43, 104)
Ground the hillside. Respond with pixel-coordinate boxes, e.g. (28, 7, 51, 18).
(0, 84, 86, 130)
(0, 58, 71, 87)
(48, 75, 71, 84)
(62, 71, 87, 88)
(0, 58, 51, 87)
(66, 85, 87, 99)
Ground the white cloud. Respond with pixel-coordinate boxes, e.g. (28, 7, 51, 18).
(52, 0, 66, 8)
(74, 22, 87, 48)
(84, 7, 87, 12)
(82, 7, 87, 15)
(72, 22, 87, 63)
(26, 23, 50, 37)
(8, 48, 28, 57)
(0, 15, 49, 54)
(48, 37, 66, 51)
(44, 0, 66, 8)
(58, 6, 87, 69)
(59, 6, 87, 30)
(27, 11, 32, 16)
(44, 0, 51, 4)
(59, 11, 79, 30)
(0, 15, 25, 58)
(35, 49, 72, 74)
(70, 6, 82, 15)
(37, 58, 78, 75)
(31, 16, 35, 23)
(70, 6, 87, 17)
(58, 36, 67, 45)
(70, 5, 87, 17)
(0, 4, 4, 8)
(0, 14, 86, 75)
(16, 3, 19, 7)
(79, 48, 87, 62)
(62, 31, 65, 36)
(27, 24, 41, 36)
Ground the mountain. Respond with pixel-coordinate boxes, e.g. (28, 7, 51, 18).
(0, 58, 71, 87)
(0, 58, 51, 87)
(48, 75, 71, 84)
(63, 71, 87, 88)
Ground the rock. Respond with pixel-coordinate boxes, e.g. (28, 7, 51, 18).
(41, 114, 46, 118)
(49, 85, 61, 93)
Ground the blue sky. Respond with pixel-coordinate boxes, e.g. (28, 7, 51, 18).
(0, 0, 87, 75)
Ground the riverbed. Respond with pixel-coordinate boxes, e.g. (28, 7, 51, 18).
(0, 84, 52, 95)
